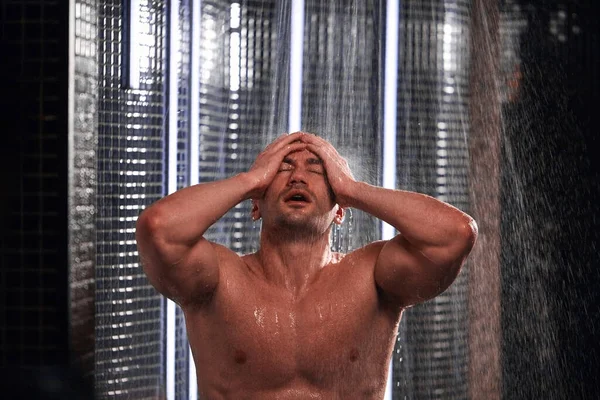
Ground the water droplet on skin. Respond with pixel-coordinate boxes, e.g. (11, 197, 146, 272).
(254, 307, 265, 327)
(273, 312, 280, 335)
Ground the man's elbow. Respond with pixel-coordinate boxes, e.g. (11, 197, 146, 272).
(466, 217, 478, 240)
(465, 217, 478, 245)
(135, 207, 172, 268)
(135, 210, 174, 294)
(136, 206, 164, 240)
(456, 217, 478, 259)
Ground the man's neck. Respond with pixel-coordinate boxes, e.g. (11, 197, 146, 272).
(255, 230, 333, 295)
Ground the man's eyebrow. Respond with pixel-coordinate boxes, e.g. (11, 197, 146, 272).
(281, 157, 323, 166)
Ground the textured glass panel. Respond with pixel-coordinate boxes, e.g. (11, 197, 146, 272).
(177, 0, 192, 192)
(96, 0, 167, 398)
(70, 0, 99, 382)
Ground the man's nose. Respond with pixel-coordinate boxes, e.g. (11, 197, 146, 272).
(288, 168, 307, 185)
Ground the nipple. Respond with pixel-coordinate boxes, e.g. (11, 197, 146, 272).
(349, 348, 359, 362)
(234, 349, 247, 364)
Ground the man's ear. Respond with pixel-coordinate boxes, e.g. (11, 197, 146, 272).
(333, 205, 345, 225)
(251, 199, 261, 221)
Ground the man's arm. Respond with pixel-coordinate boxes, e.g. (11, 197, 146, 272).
(136, 173, 256, 306)
(136, 132, 307, 306)
(346, 184, 477, 307)
(303, 135, 477, 308)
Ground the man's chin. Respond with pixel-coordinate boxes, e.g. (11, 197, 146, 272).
(277, 215, 312, 228)
(273, 214, 322, 233)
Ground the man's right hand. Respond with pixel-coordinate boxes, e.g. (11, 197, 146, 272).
(247, 132, 307, 199)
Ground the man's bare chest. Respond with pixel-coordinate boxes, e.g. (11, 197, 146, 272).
(186, 264, 399, 381)
(217, 277, 379, 354)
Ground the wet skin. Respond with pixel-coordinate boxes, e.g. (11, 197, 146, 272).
(184, 242, 403, 400)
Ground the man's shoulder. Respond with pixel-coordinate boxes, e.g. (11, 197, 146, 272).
(334, 241, 387, 269)
(345, 240, 388, 259)
(196, 240, 247, 266)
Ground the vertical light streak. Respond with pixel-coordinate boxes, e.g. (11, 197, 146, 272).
(229, 3, 241, 92)
(383, 0, 399, 239)
(288, 0, 304, 132)
(128, 0, 141, 89)
(68, 0, 75, 194)
(166, 1, 180, 399)
(383, 0, 400, 399)
(67, 0, 75, 348)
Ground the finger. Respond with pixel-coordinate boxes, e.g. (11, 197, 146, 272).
(306, 143, 347, 173)
(298, 132, 318, 146)
(261, 134, 287, 154)
(304, 137, 341, 161)
(305, 139, 336, 155)
(301, 133, 329, 146)
(265, 132, 305, 154)
(282, 141, 307, 152)
(270, 142, 306, 162)
(276, 131, 304, 144)
(305, 143, 329, 163)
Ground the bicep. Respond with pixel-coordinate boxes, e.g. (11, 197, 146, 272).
(374, 235, 463, 308)
(136, 217, 220, 307)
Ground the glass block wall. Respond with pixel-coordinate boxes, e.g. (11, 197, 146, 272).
(95, 0, 167, 398)
(70, 0, 100, 384)
(393, 1, 471, 398)
(176, 0, 192, 193)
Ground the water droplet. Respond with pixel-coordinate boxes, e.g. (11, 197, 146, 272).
(254, 307, 265, 327)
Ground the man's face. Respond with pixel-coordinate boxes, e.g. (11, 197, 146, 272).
(256, 149, 338, 234)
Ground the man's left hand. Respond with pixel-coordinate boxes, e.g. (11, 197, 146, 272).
(301, 133, 356, 208)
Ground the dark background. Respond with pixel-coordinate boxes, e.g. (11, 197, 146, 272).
(501, 0, 600, 398)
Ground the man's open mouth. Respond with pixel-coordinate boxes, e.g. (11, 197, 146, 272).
(284, 191, 311, 203)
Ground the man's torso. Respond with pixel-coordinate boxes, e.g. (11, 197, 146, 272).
(183, 242, 403, 399)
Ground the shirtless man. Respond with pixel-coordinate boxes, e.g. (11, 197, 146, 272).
(135, 132, 478, 399)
